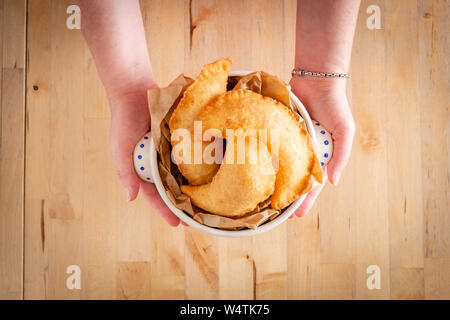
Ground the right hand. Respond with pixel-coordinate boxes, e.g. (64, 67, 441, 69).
(289, 76, 355, 218)
(108, 90, 180, 226)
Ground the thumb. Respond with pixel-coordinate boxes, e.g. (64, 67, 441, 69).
(327, 122, 355, 185)
(111, 142, 141, 201)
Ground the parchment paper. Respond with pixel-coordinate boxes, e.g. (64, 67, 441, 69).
(147, 71, 323, 230)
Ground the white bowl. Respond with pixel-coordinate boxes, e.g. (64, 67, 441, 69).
(134, 70, 332, 237)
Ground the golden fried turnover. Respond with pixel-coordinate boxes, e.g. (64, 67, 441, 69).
(196, 89, 323, 210)
(181, 135, 276, 217)
(169, 58, 232, 185)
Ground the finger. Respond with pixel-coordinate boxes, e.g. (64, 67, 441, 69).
(294, 183, 324, 218)
(140, 182, 180, 227)
(327, 123, 355, 185)
(110, 143, 141, 201)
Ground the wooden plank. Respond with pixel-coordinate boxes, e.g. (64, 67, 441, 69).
(252, 230, 287, 299)
(390, 268, 424, 300)
(1, 0, 26, 68)
(418, 0, 449, 260)
(385, 0, 424, 271)
(0, 0, 26, 300)
(141, 0, 187, 299)
(82, 119, 117, 299)
(0, 69, 25, 300)
(351, 0, 390, 299)
(141, 0, 186, 86)
(185, 229, 219, 299)
(117, 261, 151, 299)
(287, 214, 322, 299)
(424, 258, 450, 299)
(321, 264, 356, 299)
(218, 238, 254, 299)
(418, 0, 449, 300)
(375, 1, 423, 299)
(25, 0, 85, 299)
(24, 0, 51, 299)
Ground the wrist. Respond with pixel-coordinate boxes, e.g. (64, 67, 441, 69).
(106, 78, 158, 97)
(106, 77, 158, 105)
(293, 51, 351, 90)
(107, 88, 151, 115)
(294, 60, 348, 75)
(290, 74, 346, 97)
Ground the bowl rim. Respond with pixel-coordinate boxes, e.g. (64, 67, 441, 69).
(149, 70, 318, 238)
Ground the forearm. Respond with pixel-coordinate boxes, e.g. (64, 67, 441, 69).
(75, 0, 156, 97)
(295, 0, 360, 76)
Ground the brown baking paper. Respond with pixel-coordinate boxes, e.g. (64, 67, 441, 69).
(147, 71, 323, 231)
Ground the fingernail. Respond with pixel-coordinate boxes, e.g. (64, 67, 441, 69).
(332, 171, 341, 186)
(125, 188, 132, 201)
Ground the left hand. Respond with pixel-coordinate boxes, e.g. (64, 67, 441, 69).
(289, 76, 355, 218)
(109, 90, 181, 226)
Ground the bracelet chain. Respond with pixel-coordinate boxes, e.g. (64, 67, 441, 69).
(292, 69, 350, 79)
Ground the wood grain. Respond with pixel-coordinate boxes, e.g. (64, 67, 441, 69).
(0, 0, 26, 300)
(0, 0, 448, 300)
(353, 0, 391, 300)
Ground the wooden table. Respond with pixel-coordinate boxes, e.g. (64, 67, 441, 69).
(0, 0, 448, 299)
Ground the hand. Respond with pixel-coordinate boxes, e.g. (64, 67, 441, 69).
(109, 90, 180, 226)
(289, 77, 355, 217)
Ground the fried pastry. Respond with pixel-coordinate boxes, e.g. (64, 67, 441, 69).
(169, 58, 232, 185)
(196, 89, 323, 210)
(181, 135, 276, 217)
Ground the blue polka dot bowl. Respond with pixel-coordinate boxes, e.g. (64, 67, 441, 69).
(133, 70, 333, 237)
(133, 135, 153, 182)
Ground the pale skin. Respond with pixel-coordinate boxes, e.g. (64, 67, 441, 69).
(75, 0, 360, 225)
(290, 0, 359, 217)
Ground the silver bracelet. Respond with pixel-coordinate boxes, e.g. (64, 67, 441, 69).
(292, 68, 350, 79)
